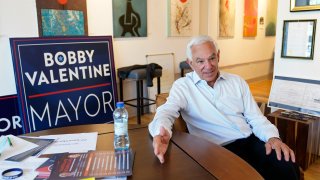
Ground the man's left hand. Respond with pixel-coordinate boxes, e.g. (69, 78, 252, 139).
(265, 137, 296, 162)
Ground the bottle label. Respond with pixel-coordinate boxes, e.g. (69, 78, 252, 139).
(114, 122, 128, 135)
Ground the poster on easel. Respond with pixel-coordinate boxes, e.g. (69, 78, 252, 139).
(268, 76, 320, 117)
(10, 36, 117, 134)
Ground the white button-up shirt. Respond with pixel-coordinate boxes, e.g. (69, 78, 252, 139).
(148, 71, 279, 145)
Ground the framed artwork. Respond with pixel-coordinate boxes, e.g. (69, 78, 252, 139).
(36, 0, 88, 37)
(243, 0, 258, 37)
(219, 0, 235, 38)
(41, 9, 84, 36)
(291, 0, 320, 12)
(281, 20, 316, 59)
(112, 0, 147, 38)
(265, 0, 277, 36)
(168, 0, 193, 37)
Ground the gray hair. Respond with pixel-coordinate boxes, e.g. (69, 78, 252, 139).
(186, 35, 219, 60)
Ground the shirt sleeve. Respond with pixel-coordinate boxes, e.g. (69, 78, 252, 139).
(240, 78, 280, 142)
(148, 80, 187, 138)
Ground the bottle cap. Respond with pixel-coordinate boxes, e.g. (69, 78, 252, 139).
(116, 102, 124, 108)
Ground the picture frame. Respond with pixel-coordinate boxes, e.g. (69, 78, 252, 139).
(112, 0, 147, 38)
(219, 0, 235, 38)
(35, 0, 88, 37)
(243, 0, 258, 37)
(290, 0, 320, 12)
(281, 19, 316, 60)
(167, 0, 193, 37)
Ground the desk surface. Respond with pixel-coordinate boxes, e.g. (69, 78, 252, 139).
(28, 124, 262, 180)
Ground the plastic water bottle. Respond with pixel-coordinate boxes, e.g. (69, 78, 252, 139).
(113, 102, 130, 150)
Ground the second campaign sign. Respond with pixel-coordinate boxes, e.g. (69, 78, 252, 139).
(10, 36, 117, 133)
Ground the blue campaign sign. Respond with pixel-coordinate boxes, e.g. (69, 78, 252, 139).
(10, 36, 117, 133)
(0, 95, 23, 135)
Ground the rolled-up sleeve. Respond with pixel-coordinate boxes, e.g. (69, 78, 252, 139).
(148, 80, 187, 138)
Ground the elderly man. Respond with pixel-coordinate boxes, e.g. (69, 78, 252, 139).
(149, 35, 300, 180)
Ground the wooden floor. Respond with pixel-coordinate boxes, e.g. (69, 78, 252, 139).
(128, 113, 154, 125)
(129, 79, 320, 180)
(304, 159, 320, 180)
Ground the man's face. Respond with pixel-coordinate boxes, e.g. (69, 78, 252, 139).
(188, 42, 220, 86)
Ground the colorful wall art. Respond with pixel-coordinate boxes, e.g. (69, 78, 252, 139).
(113, 0, 147, 38)
(36, 0, 88, 36)
(41, 9, 85, 36)
(243, 0, 258, 37)
(219, 0, 235, 37)
(265, 0, 278, 36)
(168, 0, 193, 37)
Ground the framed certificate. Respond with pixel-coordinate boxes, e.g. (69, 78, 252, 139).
(291, 0, 320, 11)
(281, 20, 316, 59)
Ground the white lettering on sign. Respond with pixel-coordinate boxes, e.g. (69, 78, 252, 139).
(24, 64, 110, 86)
(44, 50, 94, 67)
(0, 116, 22, 132)
(29, 91, 114, 131)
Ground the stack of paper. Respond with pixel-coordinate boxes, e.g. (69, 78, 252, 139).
(0, 132, 99, 180)
(38, 132, 98, 155)
(0, 135, 39, 161)
(0, 134, 49, 179)
(6, 137, 55, 161)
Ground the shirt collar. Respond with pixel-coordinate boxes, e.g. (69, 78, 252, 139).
(187, 71, 226, 85)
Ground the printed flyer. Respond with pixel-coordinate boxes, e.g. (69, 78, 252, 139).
(49, 149, 134, 179)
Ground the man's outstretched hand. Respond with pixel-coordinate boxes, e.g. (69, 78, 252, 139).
(153, 126, 170, 163)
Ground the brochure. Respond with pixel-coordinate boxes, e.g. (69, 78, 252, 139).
(48, 149, 134, 180)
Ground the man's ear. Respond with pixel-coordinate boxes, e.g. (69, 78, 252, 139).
(217, 50, 220, 63)
(186, 58, 191, 65)
(186, 58, 194, 70)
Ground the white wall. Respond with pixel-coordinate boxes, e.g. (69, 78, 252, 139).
(274, 1, 320, 80)
(0, 0, 275, 98)
(0, 0, 276, 116)
(0, 0, 38, 96)
(209, 0, 275, 67)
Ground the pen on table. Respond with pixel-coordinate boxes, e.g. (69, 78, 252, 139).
(7, 137, 13, 146)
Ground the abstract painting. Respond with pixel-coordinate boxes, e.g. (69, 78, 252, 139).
(41, 9, 85, 36)
(265, 0, 278, 36)
(36, 0, 88, 37)
(219, 0, 235, 37)
(168, 0, 193, 37)
(112, 0, 147, 38)
(243, 0, 258, 37)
